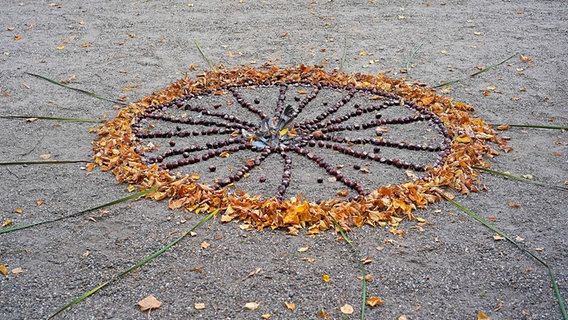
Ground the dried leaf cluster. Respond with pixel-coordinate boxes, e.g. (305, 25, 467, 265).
(92, 65, 510, 233)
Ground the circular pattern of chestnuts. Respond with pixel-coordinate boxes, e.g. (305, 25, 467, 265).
(130, 80, 452, 202)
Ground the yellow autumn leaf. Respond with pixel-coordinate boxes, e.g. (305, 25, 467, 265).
(477, 311, 490, 320)
(284, 301, 296, 310)
(195, 302, 206, 310)
(0, 265, 7, 276)
(2, 219, 12, 227)
(322, 274, 331, 282)
(297, 247, 309, 252)
(244, 302, 260, 310)
(456, 136, 471, 143)
(192, 173, 201, 180)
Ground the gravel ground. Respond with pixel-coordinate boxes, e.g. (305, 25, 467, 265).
(1, 1, 567, 319)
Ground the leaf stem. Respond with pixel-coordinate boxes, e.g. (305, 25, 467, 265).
(433, 53, 517, 88)
(194, 39, 215, 70)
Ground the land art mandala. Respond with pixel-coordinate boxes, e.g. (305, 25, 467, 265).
(93, 65, 509, 233)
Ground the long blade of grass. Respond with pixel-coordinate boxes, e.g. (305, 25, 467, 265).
(405, 42, 424, 73)
(329, 215, 367, 320)
(340, 35, 348, 71)
(471, 166, 568, 191)
(0, 160, 89, 165)
(48, 208, 218, 319)
(194, 39, 215, 70)
(24, 72, 126, 105)
(0, 187, 158, 235)
(433, 53, 518, 88)
(0, 115, 104, 123)
(507, 124, 568, 130)
(441, 194, 567, 320)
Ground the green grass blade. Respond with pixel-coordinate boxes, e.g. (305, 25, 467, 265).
(24, 72, 127, 105)
(329, 215, 367, 320)
(508, 124, 568, 130)
(340, 35, 348, 71)
(0, 187, 158, 235)
(441, 194, 567, 319)
(48, 209, 218, 319)
(471, 166, 568, 191)
(433, 53, 518, 88)
(0, 115, 104, 123)
(194, 39, 215, 70)
(0, 160, 89, 165)
(405, 42, 424, 73)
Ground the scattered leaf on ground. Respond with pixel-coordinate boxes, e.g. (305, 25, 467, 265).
(507, 202, 520, 208)
(261, 314, 271, 319)
(297, 246, 309, 252)
(477, 311, 491, 319)
(0, 265, 7, 276)
(39, 154, 51, 159)
(195, 302, 205, 310)
(322, 274, 331, 282)
(244, 302, 260, 310)
(301, 257, 316, 263)
(15, 208, 23, 214)
(2, 219, 12, 227)
(284, 301, 296, 310)
(398, 315, 409, 320)
(340, 304, 354, 315)
(200, 241, 210, 249)
(316, 308, 332, 318)
(367, 296, 384, 307)
(361, 256, 373, 264)
(11, 267, 23, 274)
(493, 234, 506, 241)
(138, 295, 162, 311)
(519, 54, 534, 63)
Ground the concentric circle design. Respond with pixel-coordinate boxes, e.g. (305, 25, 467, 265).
(93, 65, 508, 233)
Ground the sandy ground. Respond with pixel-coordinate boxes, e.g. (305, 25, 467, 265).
(1, 1, 567, 319)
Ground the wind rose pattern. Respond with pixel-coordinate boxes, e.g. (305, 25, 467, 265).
(93, 65, 509, 233)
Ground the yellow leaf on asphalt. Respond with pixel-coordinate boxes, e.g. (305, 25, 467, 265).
(477, 311, 491, 320)
(284, 301, 296, 310)
(0, 265, 7, 276)
(195, 302, 205, 310)
(244, 302, 260, 310)
(2, 219, 12, 227)
(322, 274, 331, 282)
(297, 247, 309, 252)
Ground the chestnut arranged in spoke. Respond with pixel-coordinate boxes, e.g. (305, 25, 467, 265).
(132, 81, 451, 201)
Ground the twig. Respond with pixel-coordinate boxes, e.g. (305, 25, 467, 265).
(194, 39, 215, 70)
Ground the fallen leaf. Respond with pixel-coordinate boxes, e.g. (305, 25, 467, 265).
(11, 267, 23, 274)
(493, 234, 505, 241)
(2, 219, 12, 227)
(138, 295, 162, 311)
(200, 241, 210, 249)
(507, 201, 520, 208)
(477, 311, 491, 320)
(0, 265, 7, 276)
(244, 302, 260, 310)
(456, 136, 471, 143)
(496, 123, 510, 131)
(367, 296, 384, 307)
(361, 256, 373, 265)
(39, 154, 51, 159)
(515, 236, 524, 242)
(301, 257, 316, 263)
(36, 200, 43, 206)
(15, 208, 22, 214)
(440, 50, 448, 54)
(297, 247, 309, 252)
(519, 54, 534, 63)
(322, 274, 331, 282)
(316, 308, 332, 318)
(336, 190, 349, 197)
(194, 302, 205, 310)
(398, 315, 409, 320)
(340, 304, 354, 315)
(26, 117, 38, 122)
(261, 314, 271, 319)
(284, 301, 296, 310)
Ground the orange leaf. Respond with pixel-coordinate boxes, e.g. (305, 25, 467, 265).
(336, 190, 349, 197)
(477, 311, 490, 320)
(367, 296, 384, 307)
(322, 274, 331, 282)
(284, 301, 296, 310)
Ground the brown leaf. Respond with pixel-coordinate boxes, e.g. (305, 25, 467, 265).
(138, 295, 162, 311)
(496, 123, 510, 131)
(477, 311, 491, 320)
